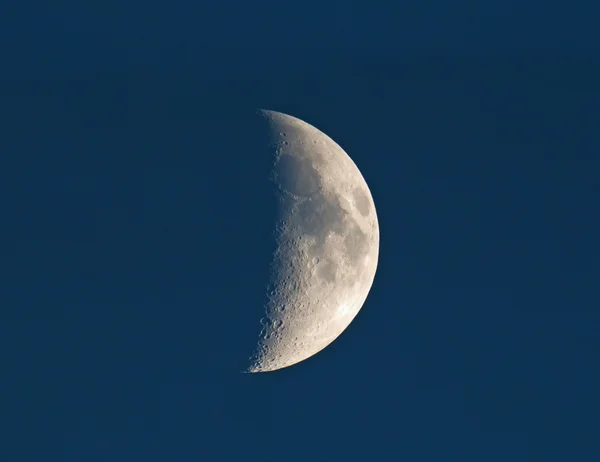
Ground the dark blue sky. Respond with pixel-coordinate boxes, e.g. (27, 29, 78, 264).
(1, 1, 599, 461)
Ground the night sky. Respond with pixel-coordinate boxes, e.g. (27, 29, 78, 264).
(1, 1, 599, 461)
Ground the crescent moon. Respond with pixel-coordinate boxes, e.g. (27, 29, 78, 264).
(247, 110, 379, 373)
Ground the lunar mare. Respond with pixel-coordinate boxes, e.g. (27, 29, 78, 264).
(247, 110, 379, 373)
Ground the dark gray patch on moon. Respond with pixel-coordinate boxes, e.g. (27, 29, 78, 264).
(343, 225, 369, 266)
(293, 194, 347, 238)
(316, 260, 338, 283)
(353, 187, 371, 217)
(275, 154, 322, 197)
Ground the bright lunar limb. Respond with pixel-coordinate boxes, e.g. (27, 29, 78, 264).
(247, 110, 379, 373)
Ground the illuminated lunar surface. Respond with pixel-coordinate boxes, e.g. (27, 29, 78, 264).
(247, 110, 379, 373)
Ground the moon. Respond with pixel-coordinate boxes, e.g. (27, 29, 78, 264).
(247, 110, 379, 373)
